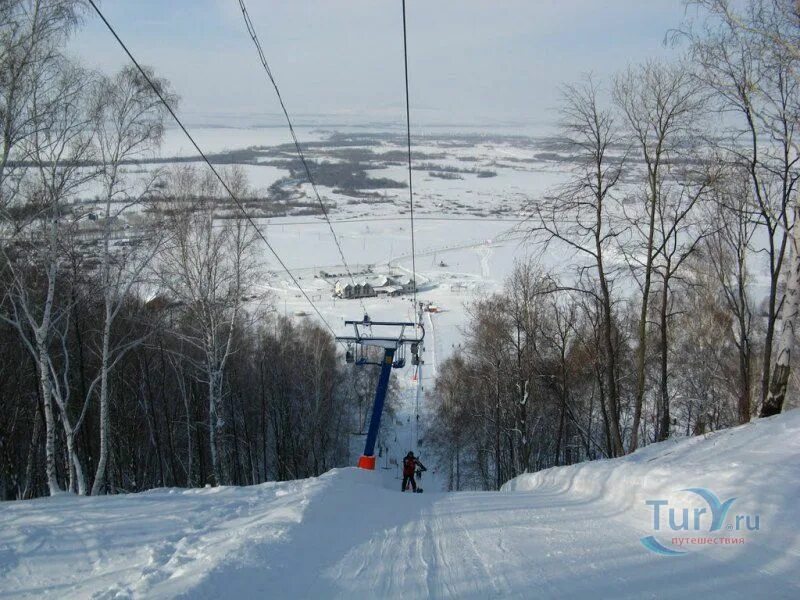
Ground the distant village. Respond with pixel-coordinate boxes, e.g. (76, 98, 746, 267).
(333, 275, 416, 299)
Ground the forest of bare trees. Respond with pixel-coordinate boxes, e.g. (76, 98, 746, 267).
(429, 0, 800, 490)
(0, 0, 372, 500)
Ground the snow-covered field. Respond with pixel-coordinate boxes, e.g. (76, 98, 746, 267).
(2, 409, 797, 598)
(70, 125, 774, 371)
(256, 216, 555, 353)
(179, 126, 579, 366)
(121, 125, 777, 371)
(69, 125, 580, 373)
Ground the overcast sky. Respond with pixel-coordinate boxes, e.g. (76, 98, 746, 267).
(70, 1, 693, 129)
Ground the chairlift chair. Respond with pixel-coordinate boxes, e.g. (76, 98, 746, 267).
(411, 342, 420, 365)
(393, 344, 406, 369)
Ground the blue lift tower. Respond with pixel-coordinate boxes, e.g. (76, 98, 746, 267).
(338, 314, 424, 470)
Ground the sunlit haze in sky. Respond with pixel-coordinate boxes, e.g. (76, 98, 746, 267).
(71, 1, 693, 129)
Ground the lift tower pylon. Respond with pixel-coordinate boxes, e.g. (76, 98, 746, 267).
(337, 315, 424, 470)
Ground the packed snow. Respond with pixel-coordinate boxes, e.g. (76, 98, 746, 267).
(2, 410, 798, 598)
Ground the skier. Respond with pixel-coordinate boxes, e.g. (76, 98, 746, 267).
(402, 451, 426, 492)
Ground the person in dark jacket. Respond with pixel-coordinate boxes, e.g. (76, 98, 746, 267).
(402, 451, 426, 492)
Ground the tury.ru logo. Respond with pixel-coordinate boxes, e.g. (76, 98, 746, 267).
(640, 487, 760, 556)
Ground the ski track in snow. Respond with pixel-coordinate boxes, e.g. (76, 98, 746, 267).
(2, 413, 800, 598)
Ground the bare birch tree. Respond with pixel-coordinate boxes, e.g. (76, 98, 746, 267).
(1, 60, 94, 495)
(652, 169, 715, 441)
(613, 60, 707, 451)
(158, 165, 258, 486)
(704, 166, 760, 423)
(0, 0, 82, 214)
(687, 0, 800, 413)
(87, 65, 170, 495)
(533, 76, 626, 456)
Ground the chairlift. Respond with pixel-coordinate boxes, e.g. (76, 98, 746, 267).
(336, 314, 424, 470)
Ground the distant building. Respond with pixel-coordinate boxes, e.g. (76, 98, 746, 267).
(398, 277, 416, 294)
(335, 275, 415, 299)
(372, 276, 393, 288)
(377, 275, 416, 297)
(375, 285, 402, 297)
(334, 280, 377, 299)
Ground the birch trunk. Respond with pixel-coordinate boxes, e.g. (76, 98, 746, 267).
(36, 345, 60, 495)
(90, 302, 112, 495)
(761, 204, 800, 417)
(90, 178, 116, 495)
(64, 425, 86, 495)
(21, 412, 41, 499)
(208, 369, 225, 486)
(657, 276, 670, 441)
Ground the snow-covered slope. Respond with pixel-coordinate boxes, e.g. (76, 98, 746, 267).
(2, 413, 799, 599)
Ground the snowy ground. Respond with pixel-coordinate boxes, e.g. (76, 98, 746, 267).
(2, 410, 798, 599)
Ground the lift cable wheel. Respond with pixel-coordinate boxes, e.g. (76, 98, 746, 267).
(337, 315, 424, 470)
